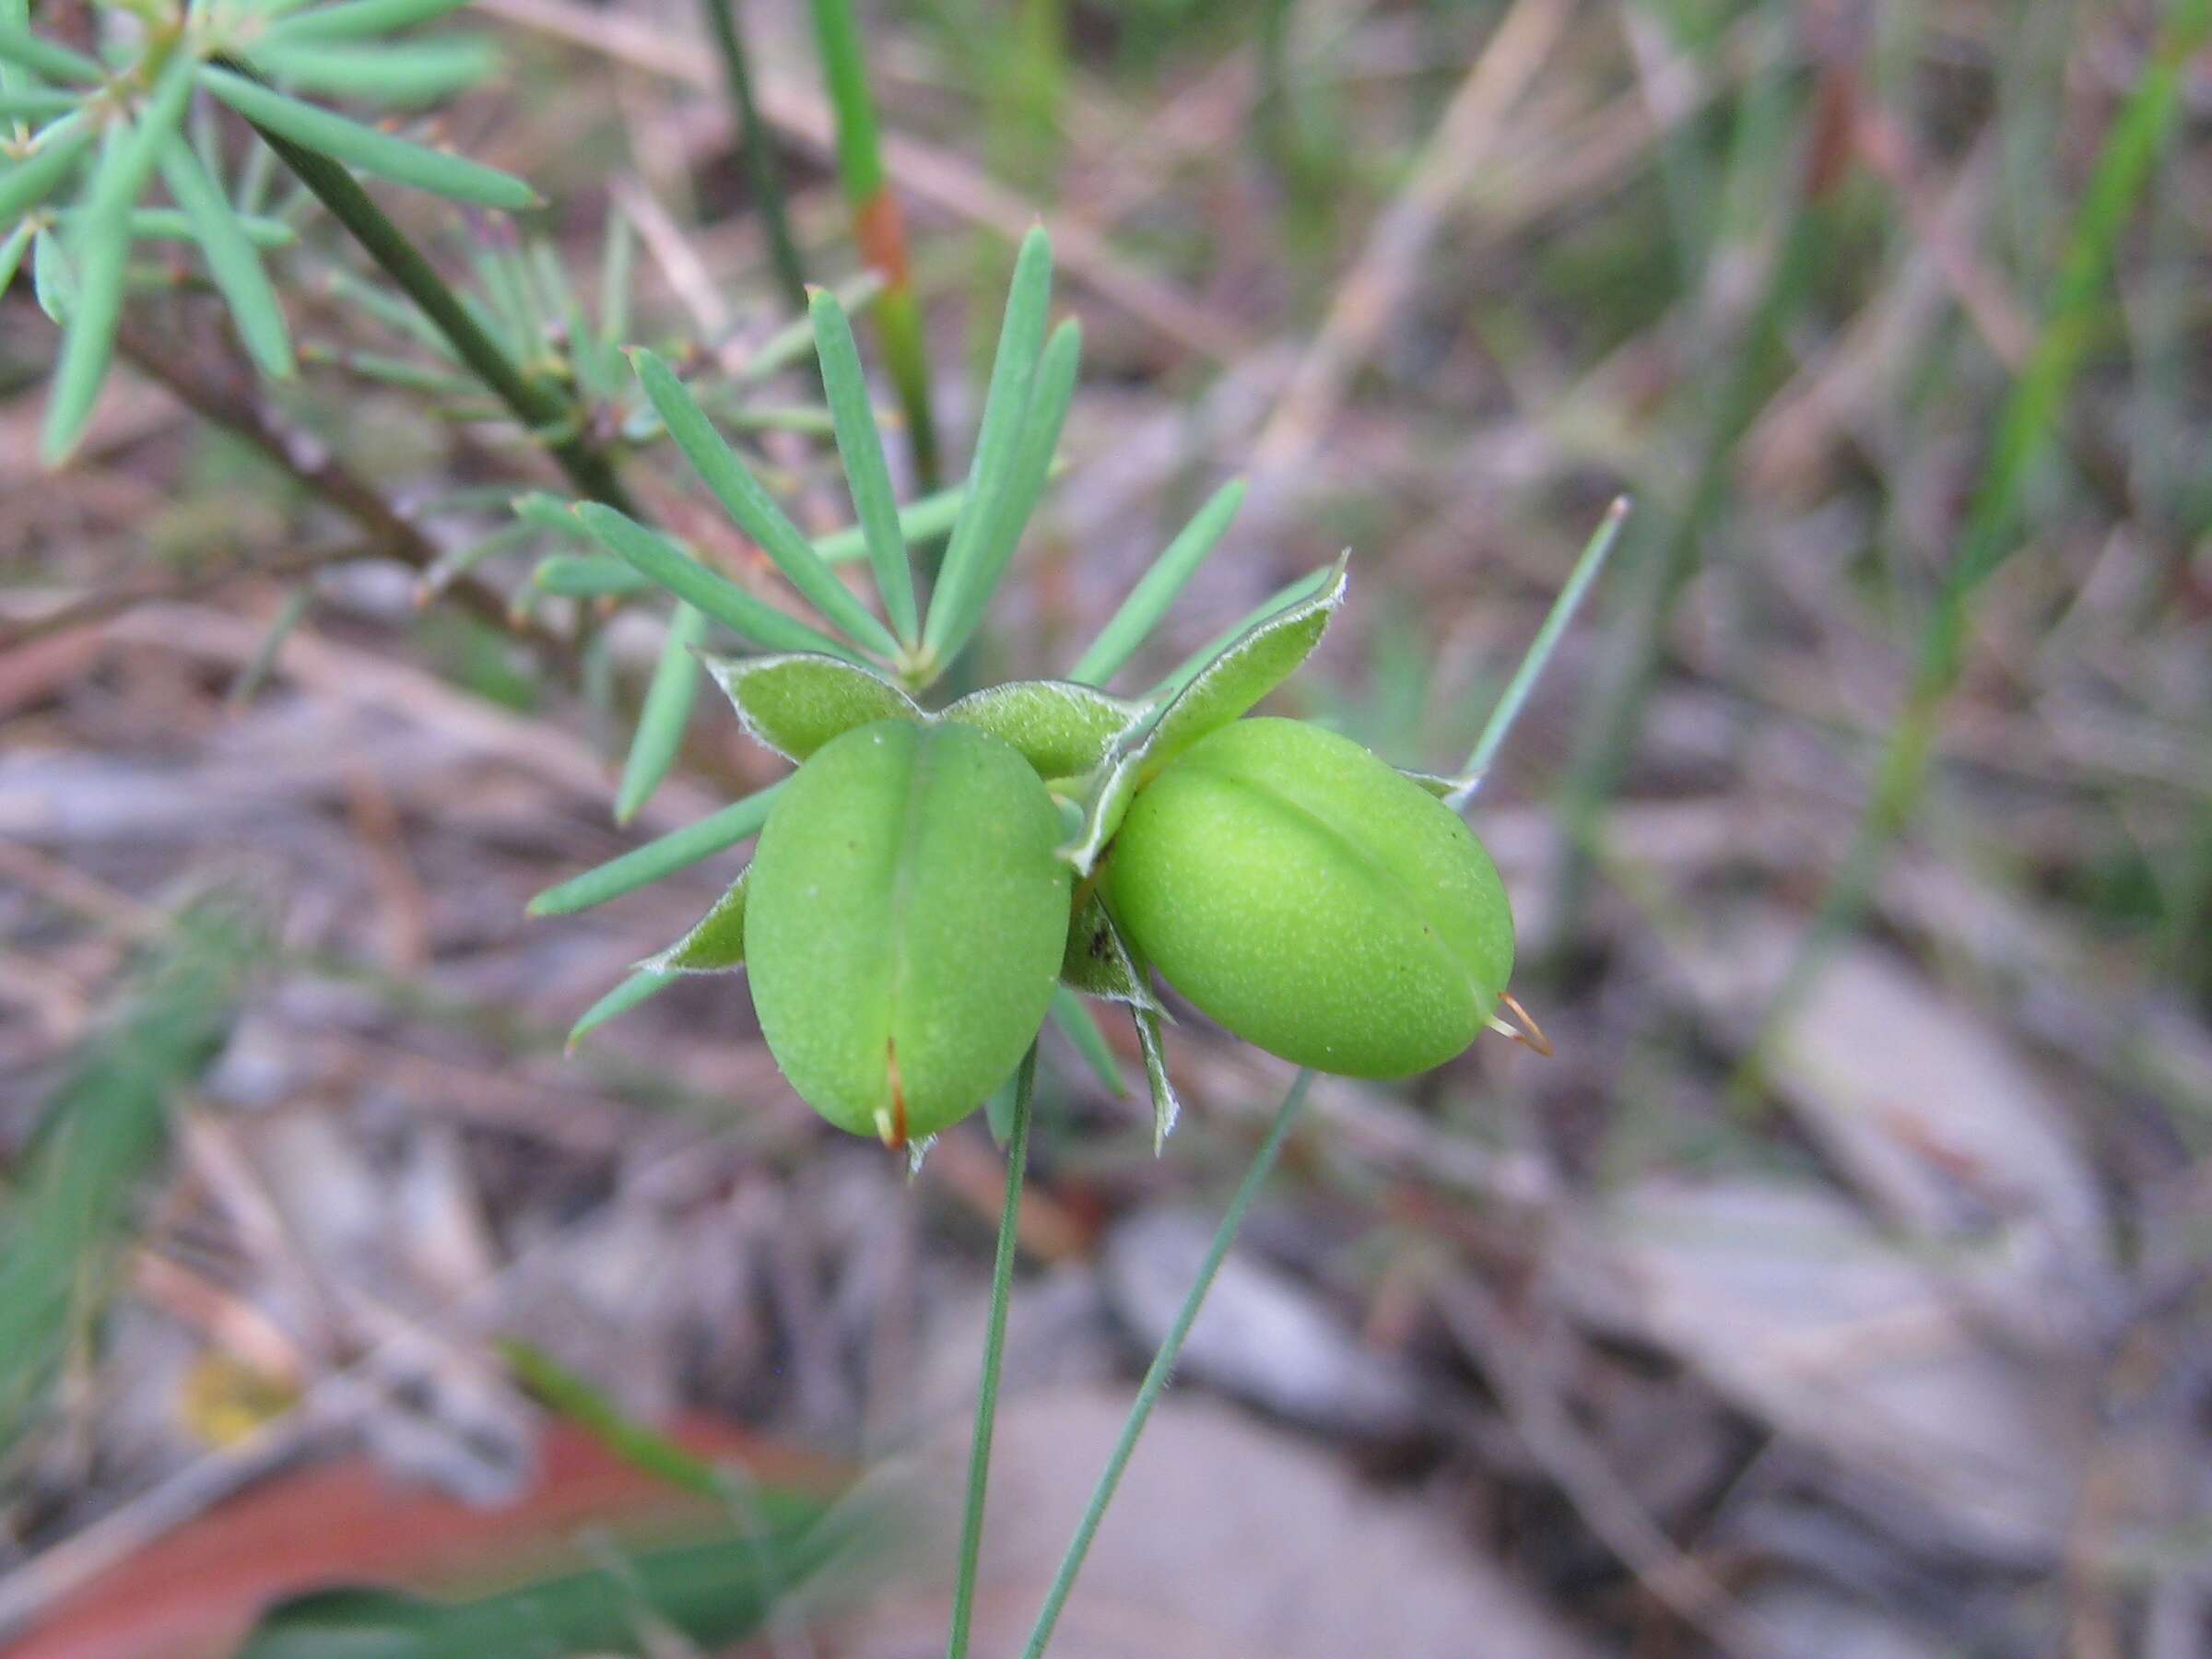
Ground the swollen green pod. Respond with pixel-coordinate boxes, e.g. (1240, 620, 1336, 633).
(1104, 718, 1512, 1078)
(743, 719, 1071, 1144)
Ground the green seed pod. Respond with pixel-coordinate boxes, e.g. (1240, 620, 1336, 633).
(1104, 718, 1512, 1078)
(745, 719, 1072, 1144)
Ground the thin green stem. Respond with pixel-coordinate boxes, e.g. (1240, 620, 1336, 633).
(697, 0, 808, 315)
(806, 0, 939, 487)
(1462, 496, 1630, 785)
(1019, 1069, 1314, 1658)
(946, 1043, 1036, 1659)
(248, 113, 636, 514)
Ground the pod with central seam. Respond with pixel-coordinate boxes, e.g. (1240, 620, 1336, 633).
(1104, 717, 1512, 1077)
(744, 719, 1071, 1142)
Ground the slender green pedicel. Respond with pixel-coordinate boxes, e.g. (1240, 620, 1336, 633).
(744, 720, 1071, 1143)
(1105, 718, 1512, 1077)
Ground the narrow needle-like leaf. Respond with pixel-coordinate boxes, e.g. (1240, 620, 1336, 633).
(200, 66, 538, 210)
(811, 480, 965, 566)
(0, 25, 100, 84)
(810, 287, 918, 646)
(534, 554, 650, 597)
(528, 783, 785, 916)
(247, 38, 500, 106)
(46, 58, 197, 463)
(571, 503, 865, 663)
(932, 316, 1079, 665)
(1068, 478, 1246, 688)
(615, 603, 708, 824)
(158, 137, 296, 379)
(630, 348, 902, 659)
(259, 0, 476, 46)
(0, 88, 76, 119)
(0, 115, 94, 236)
(922, 226, 1053, 659)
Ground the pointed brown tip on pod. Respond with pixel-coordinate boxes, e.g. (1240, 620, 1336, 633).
(876, 1041, 910, 1149)
(1488, 992, 1553, 1058)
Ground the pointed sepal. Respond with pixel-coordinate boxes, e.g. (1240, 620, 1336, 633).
(1399, 766, 1480, 806)
(1059, 888, 1159, 1010)
(1060, 557, 1348, 874)
(703, 653, 920, 761)
(1133, 1003, 1181, 1152)
(940, 679, 1144, 779)
(637, 867, 750, 973)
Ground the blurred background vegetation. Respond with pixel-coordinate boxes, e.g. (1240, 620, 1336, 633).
(3, 1, 2209, 1655)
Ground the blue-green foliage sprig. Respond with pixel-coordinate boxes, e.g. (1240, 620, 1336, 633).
(0, 0, 516, 462)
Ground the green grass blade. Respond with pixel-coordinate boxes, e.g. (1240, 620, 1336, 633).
(922, 226, 1053, 659)
(1461, 497, 1629, 782)
(698, 0, 807, 314)
(630, 347, 900, 658)
(0, 904, 254, 1453)
(1754, 0, 2212, 1041)
(0, 113, 93, 226)
(200, 65, 538, 210)
(501, 1341, 750, 1505)
(158, 136, 296, 379)
(528, 783, 784, 916)
(932, 316, 1079, 665)
(1067, 479, 1245, 688)
(1020, 1070, 1315, 1656)
(806, 0, 935, 483)
(260, 0, 474, 45)
(810, 479, 965, 566)
(947, 1043, 1034, 1659)
(615, 603, 708, 824)
(248, 37, 499, 105)
(566, 968, 674, 1046)
(571, 503, 867, 662)
(810, 286, 918, 646)
(0, 24, 100, 84)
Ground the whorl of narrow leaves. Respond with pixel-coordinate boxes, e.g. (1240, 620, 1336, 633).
(1, 0, 515, 459)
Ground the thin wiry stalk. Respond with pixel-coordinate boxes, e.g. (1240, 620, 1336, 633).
(946, 1043, 1036, 1659)
(696, 0, 808, 314)
(113, 321, 565, 656)
(246, 114, 636, 515)
(1020, 1070, 1315, 1658)
(1462, 497, 1630, 785)
(806, 0, 939, 488)
(1744, 0, 2212, 1064)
